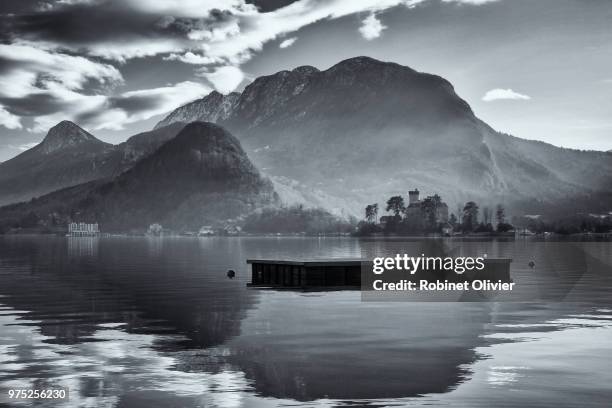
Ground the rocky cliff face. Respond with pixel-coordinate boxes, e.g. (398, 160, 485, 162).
(154, 91, 239, 129)
(156, 56, 612, 213)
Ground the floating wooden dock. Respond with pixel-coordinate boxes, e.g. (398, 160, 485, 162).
(247, 258, 513, 289)
(247, 259, 363, 288)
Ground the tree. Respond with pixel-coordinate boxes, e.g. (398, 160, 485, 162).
(20, 211, 40, 228)
(483, 206, 491, 225)
(496, 204, 506, 225)
(421, 195, 442, 231)
(462, 201, 479, 232)
(365, 203, 378, 223)
(386, 196, 405, 217)
(449, 213, 458, 227)
(495, 205, 514, 232)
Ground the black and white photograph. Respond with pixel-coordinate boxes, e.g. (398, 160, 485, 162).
(0, 0, 611, 407)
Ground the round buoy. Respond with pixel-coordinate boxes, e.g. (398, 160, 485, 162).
(528, 261, 535, 269)
(227, 269, 236, 279)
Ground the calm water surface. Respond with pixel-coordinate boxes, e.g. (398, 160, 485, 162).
(0, 236, 611, 407)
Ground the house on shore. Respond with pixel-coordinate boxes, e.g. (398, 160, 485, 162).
(68, 222, 99, 237)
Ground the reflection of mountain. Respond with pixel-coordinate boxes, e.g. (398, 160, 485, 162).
(227, 299, 486, 401)
(158, 56, 612, 212)
(0, 237, 258, 349)
(0, 122, 277, 231)
(1, 236, 608, 403)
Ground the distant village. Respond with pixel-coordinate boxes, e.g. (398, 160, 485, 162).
(65, 221, 244, 237)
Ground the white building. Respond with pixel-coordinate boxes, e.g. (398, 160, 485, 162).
(68, 222, 99, 236)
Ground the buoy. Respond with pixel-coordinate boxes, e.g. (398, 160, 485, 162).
(227, 269, 236, 279)
(528, 261, 535, 269)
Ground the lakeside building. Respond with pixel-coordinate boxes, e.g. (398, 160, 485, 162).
(147, 223, 163, 236)
(199, 226, 215, 236)
(405, 189, 449, 224)
(68, 222, 99, 237)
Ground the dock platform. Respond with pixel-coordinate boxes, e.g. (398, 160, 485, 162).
(247, 259, 363, 288)
(246, 258, 513, 289)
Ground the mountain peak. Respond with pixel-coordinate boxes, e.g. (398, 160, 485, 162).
(39, 121, 104, 154)
(172, 121, 243, 153)
(325, 56, 418, 79)
(292, 65, 319, 76)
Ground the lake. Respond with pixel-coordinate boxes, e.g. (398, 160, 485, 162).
(0, 235, 611, 407)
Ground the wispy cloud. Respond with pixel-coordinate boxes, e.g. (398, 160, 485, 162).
(279, 37, 298, 49)
(482, 88, 531, 102)
(443, 0, 500, 4)
(30, 81, 211, 132)
(359, 13, 387, 40)
(0, 106, 22, 129)
(198, 66, 245, 94)
(0, 42, 123, 130)
(17, 142, 39, 151)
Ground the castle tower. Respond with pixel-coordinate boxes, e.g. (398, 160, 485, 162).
(408, 189, 420, 205)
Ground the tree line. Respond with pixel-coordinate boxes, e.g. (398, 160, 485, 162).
(359, 194, 514, 236)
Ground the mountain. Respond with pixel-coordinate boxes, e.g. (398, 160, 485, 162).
(154, 91, 239, 129)
(117, 121, 186, 164)
(0, 121, 116, 206)
(0, 122, 277, 232)
(156, 56, 612, 214)
(0, 121, 186, 207)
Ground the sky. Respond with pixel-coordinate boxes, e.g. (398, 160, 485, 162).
(0, 0, 611, 161)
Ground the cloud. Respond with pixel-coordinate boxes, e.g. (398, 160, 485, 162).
(443, 0, 499, 4)
(0, 105, 22, 129)
(359, 13, 387, 40)
(482, 88, 531, 102)
(0, 42, 122, 130)
(279, 37, 298, 48)
(94, 81, 210, 130)
(86, 40, 185, 63)
(164, 51, 219, 65)
(0, 43, 122, 98)
(199, 66, 245, 93)
(78, 81, 212, 131)
(4, 0, 498, 66)
(0, 0, 501, 132)
(5, 80, 210, 133)
(120, 0, 256, 19)
(17, 142, 38, 151)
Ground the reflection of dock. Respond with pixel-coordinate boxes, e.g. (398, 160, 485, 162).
(247, 259, 363, 289)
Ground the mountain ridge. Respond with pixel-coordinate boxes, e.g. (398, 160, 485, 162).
(37, 120, 108, 154)
(0, 122, 278, 232)
(0, 122, 186, 206)
(154, 56, 612, 213)
(1, 56, 610, 219)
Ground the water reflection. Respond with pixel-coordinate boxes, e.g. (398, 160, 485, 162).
(67, 237, 99, 258)
(0, 236, 611, 407)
